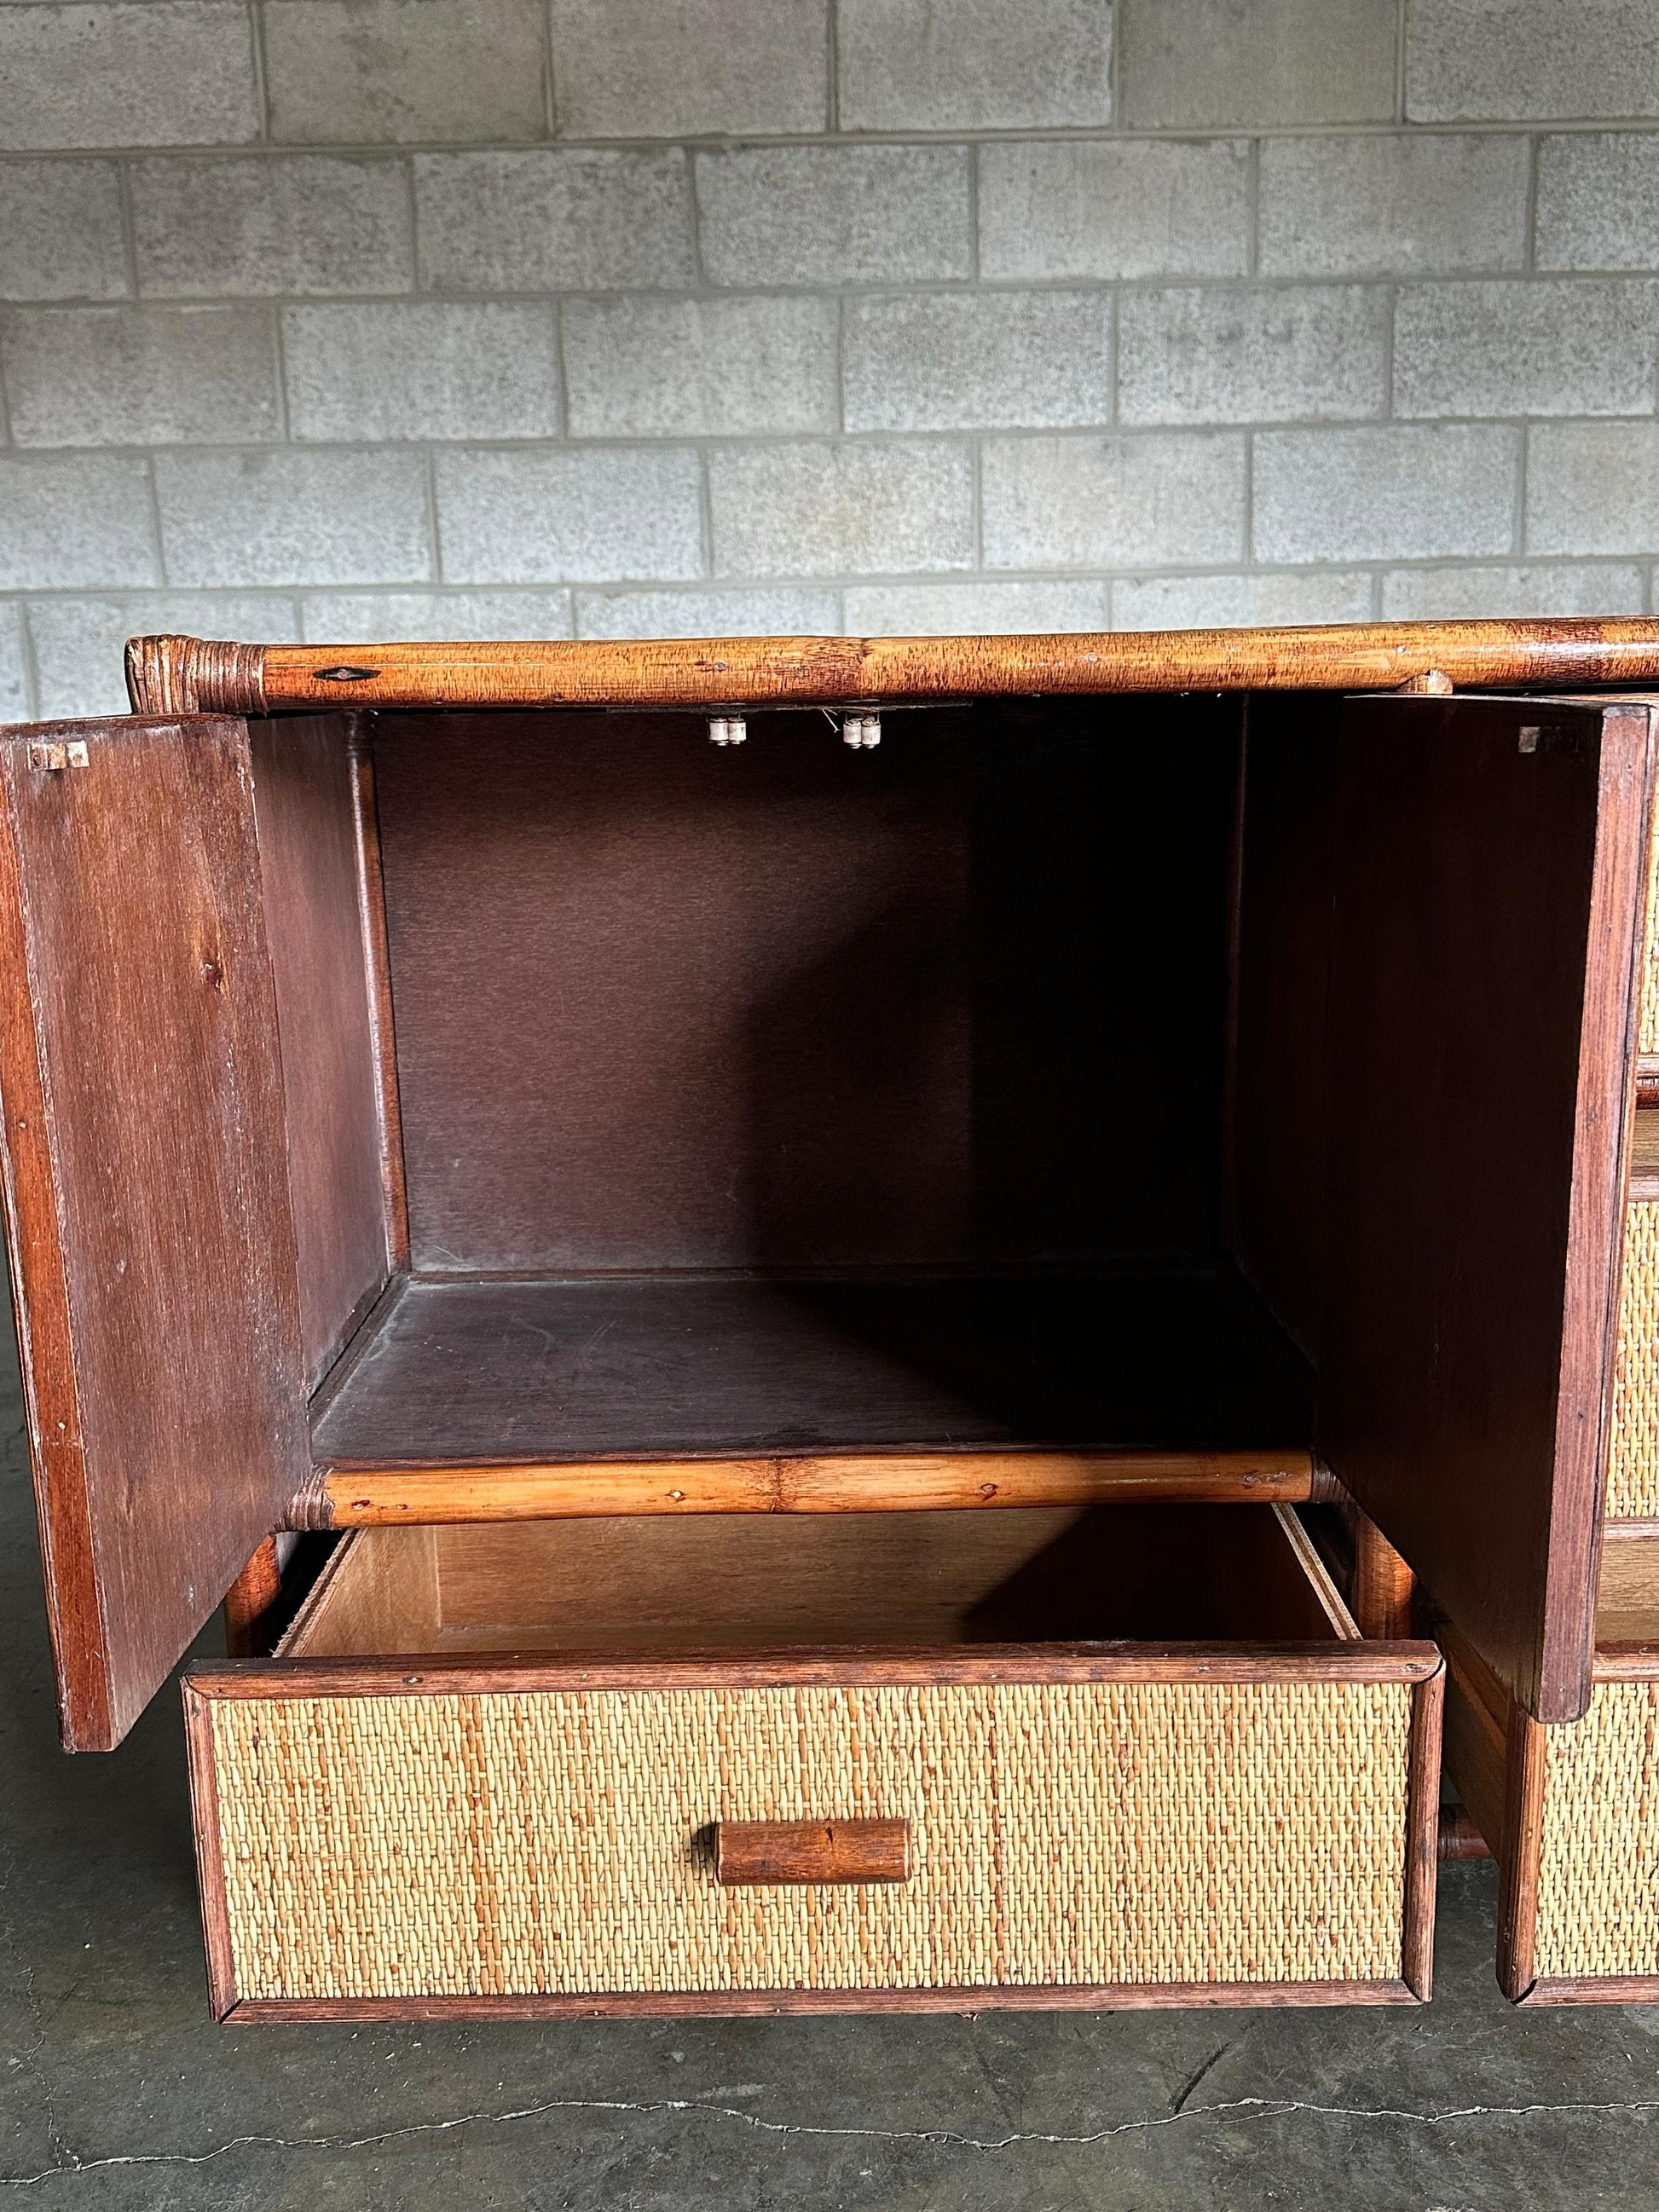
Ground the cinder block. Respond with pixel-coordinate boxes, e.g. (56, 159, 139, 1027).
(1536, 135, 1659, 270)
(27, 591, 299, 717)
(551, 0, 827, 136)
(0, 602, 31, 720)
(563, 297, 836, 437)
(697, 146, 971, 286)
(1253, 425, 1520, 563)
(981, 432, 1246, 569)
(1408, 0, 1659, 120)
(978, 139, 1249, 280)
(0, 161, 128, 302)
(302, 590, 575, 641)
(284, 303, 558, 442)
(0, 2, 258, 150)
(1112, 569, 1374, 627)
(1118, 285, 1387, 425)
(154, 449, 432, 586)
(1259, 136, 1529, 276)
(133, 155, 413, 297)
(0, 455, 159, 589)
(838, 0, 1111, 129)
(3, 306, 280, 447)
(436, 448, 704, 583)
(1119, 0, 1394, 126)
(1380, 561, 1647, 619)
(1394, 280, 1659, 418)
(575, 586, 841, 638)
(416, 152, 693, 292)
(842, 578, 1110, 632)
(844, 292, 1111, 432)
(708, 442, 974, 576)
(1527, 424, 1659, 555)
(263, 0, 546, 145)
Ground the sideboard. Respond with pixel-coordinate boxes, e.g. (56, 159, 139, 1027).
(8, 620, 1659, 2020)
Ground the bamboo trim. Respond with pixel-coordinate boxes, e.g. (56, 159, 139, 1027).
(303, 1447, 1321, 1528)
(124, 623, 1659, 718)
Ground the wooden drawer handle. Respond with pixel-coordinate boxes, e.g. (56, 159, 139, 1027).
(714, 1818, 911, 1886)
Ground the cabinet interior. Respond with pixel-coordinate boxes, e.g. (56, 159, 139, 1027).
(279, 1502, 1358, 1659)
(292, 694, 1321, 1479)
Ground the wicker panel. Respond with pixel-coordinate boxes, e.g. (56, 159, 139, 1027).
(1609, 1201, 1659, 1521)
(1534, 1679, 1659, 1981)
(208, 1678, 1414, 2002)
(1641, 815, 1659, 1056)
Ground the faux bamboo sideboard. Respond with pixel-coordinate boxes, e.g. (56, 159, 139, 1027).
(9, 620, 1659, 2021)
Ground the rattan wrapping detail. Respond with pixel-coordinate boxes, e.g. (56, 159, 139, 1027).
(207, 1678, 1414, 2002)
(1609, 1201, 1659, 1521)
(1534, 1679, 1659, 1981)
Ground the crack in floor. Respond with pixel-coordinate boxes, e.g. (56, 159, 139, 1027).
(3, 2088, 1659, 2184)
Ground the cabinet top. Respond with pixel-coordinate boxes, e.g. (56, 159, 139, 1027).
(124, 621, 1659, 719)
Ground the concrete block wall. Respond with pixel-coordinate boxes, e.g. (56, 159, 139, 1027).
(3, 0, 1658, 715)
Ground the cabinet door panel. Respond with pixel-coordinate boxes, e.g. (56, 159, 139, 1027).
(1319, 696, 1653, 1723)
(0, 716, 306, 1748)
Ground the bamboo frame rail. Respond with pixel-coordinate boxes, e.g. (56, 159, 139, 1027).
(127, 621, 1659, 719)
(293, 1447, 1328, 1528)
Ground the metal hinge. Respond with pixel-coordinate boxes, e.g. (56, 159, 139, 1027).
(26, 740, 90, 771)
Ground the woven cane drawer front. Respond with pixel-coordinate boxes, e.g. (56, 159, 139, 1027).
(197, 1672, 1419, 2006)
(1609, 1199, 1659, 1520)
(1532, 1679, 1659, 1982)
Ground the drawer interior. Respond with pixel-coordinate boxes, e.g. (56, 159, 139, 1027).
(280, 1502, 1358, 1660)
(1597, 1528, 1659, 1642)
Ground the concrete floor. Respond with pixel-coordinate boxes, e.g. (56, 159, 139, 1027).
(5, 1356, 1659, 2209)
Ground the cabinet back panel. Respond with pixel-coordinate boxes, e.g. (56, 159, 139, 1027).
(369, 702, 1236, 1275)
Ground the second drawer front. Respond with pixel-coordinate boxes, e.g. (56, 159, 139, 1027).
(189, 1666, 1431, 2012)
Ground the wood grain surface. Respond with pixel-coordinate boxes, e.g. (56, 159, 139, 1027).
(367, 702, 1234, 1278)
(247, 715, 390, 1387)
(714, 1818, 911, 1885)
(1317, 696, 1654, 1724)
(276, 1501, 1358, 1658)
(0, 717, 308, 1748)
(127, 621, 1659, 716)
(309, 1272, 1313, 1466)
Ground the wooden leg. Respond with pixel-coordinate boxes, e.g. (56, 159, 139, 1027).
(1437, 1805, 1494, 1863)
(224, 1536, 281, 1658)
(1351, 1508, 1416, 1640)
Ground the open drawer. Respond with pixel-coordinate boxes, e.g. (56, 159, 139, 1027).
(1442, 1527, 1659, 2001)
(183, 1502, 1443, 2020)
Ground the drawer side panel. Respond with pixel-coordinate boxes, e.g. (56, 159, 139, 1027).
(203, 1678, 1415, 2002)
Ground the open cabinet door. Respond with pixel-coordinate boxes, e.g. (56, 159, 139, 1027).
(1318, 694, 1654, 1724)
(0, 716, 308, 1749)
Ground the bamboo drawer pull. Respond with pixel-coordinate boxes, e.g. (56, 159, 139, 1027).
(714, 1818, 911, 1886)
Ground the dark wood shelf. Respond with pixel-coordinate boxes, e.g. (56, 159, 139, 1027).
(310, 1268, 1311, 1470)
